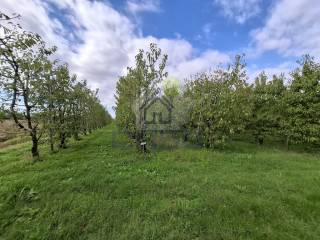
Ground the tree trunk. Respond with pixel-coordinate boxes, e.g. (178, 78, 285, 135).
(183, 126, 188, 142)
(73, 131, 80, 141)
(59, 132, 67, 148)
(256, 133, 264, 145)
(50, 140, 54, 153)
(136, 129, 147, 153)
(31, 133, 39, 159)
(49, 128, 55, 152)
(135, 131, 141, 149)
(205, 138, 210, 148)
(286, 135, 290, 150)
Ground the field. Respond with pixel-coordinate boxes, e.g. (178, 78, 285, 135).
(0, 124, 320, 239)
(0, 120, 29, 149)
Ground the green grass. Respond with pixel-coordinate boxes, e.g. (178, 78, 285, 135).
(1, 124, 320, 239)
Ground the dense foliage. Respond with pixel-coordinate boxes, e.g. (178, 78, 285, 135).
(281, 56, 320, 146)
(115, 43, 168, 151)
(185, 55, 252, 147)
(0, 12, 112, 159)
(116, 46, 320, 150)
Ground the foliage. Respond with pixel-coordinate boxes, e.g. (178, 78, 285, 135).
(185, 55, 252, 147)
(281, 55, 320, 146)
(248, 72, 286, 144)
(0, 15, 54, 158)
(115, 43, 168, 151)
(115, 45, 320, 150)
(0, 12, 111, 158)
(163, 76, 180, 98)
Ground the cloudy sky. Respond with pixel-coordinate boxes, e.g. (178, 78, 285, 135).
(1, 0, 319, 115)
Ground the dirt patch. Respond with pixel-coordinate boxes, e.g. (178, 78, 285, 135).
(0, 120, 27, 142)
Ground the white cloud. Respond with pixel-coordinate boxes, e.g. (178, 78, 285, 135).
(0, 0, 136, 112)
(171, 50, 230, 80)
(251, 0, 320, 57)
(126, 0, 160, 14)
(0, 0, 230, 116)
(56, 0, 137, 107)
(195, 23, 216, 45)
(214, 0, 262, 24)
(247, 61, 297, 84)
(128, 36, 231, 82)
(0, 0, 70, 59)
(128, 36, 194, 68)
(5, 0, 301, 116)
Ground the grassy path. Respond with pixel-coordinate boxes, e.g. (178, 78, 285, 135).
(0, 125, 320, 239)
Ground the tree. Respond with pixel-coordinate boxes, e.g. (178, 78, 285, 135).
(185, 55, 251, 147)
(0, 19, 55, 159)
(39, 62, 111, 151)
(0, 11, 112, 158)
(35, 56, 58, 152)
(163, 76, 179, 99)
(115, 43, 168, 151)
(115, 73, 139, 138)
(249, 72, 286, 145)
(281, 55, 320, 147)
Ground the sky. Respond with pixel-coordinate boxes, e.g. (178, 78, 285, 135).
(1, 0, 320, 116)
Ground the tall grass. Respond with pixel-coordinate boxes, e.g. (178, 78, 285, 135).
(0, 125, 319, 239)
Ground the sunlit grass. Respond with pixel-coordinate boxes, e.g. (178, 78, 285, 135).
(0, 125, 320, 239)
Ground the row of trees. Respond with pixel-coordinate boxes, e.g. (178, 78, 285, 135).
(186, 55, 320, 147)
(0, 12, 112, 159)
(115, 44, 320, 150)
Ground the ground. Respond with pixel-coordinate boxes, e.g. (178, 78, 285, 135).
(0, 124, 320, 239)
(0, 120, 29, 148)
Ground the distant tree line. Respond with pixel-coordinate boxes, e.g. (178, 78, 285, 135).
(0, 12, 112, 159)
(115, 44, 320, 151)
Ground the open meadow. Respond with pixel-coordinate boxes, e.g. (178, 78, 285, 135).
(1, 125, 319, 239)
(1, 2, 320, 239)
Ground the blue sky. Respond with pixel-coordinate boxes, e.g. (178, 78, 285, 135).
(114, 0, 266, 50)
(1, 0, 319, 115)
(114, 0, 289, 67)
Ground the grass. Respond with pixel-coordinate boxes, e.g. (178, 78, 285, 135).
(0, 120, 27, 143)
(0, 119, 30, 150)
(0, 124, 320, 239)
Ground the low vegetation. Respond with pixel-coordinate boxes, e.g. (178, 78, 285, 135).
(0, 120, 27, 143)
(1, 124, 320, 239)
